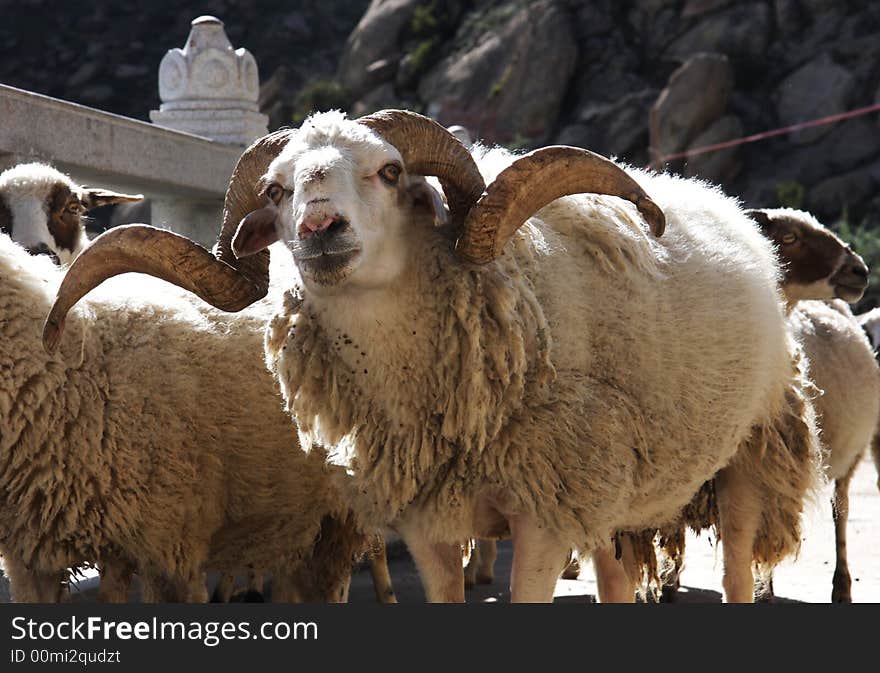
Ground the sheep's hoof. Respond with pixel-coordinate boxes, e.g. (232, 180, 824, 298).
(659, 584, 679, 603)
(831, 569, 852, 603)
(561, 563, 581, 580)
(230, 589, 265, 603)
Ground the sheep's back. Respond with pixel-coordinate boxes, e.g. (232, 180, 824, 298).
(0, 240, 340, 577)
(791, 300, 880, 479)
(509, 171, 794, 530)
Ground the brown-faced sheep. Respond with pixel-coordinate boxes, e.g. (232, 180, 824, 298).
(660, 208, 876, 603)
(0, 162, 141, 264)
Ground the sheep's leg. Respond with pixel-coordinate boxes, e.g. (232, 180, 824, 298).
(337, 574, 352, 604)
(475, 538, 497, 584)
(186, 572, 209, 603)
(138, 573, 160, 603)
(464, 538, 497, 587)
(592, 541, 637, 603)
(831, 464, 857, 603)
(659, 527, 685, 602)
(141, 566, 207, 603)
(716, 465, 762, 603)
(6, 566, 64, 602)
(98, 560, 133, 603)
(561, 550, 581, 580)
(2, 556, 66, 603)
(754, 567, 775, 602)
(463, 539, 479, 589)
(270, 571, 303, 603)
(139, 571, 172, 602)
(246, 569, 263, 593)
(872, 431, 880, 493)
(509, 515, 568, 603)
(368, 534, 398, 603)
(163, 570, 208, 603)
(398, 524, 464, 602)
(212, 573, 236, 603)
(35, 572, 67, 603)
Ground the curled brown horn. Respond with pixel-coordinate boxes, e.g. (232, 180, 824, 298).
(455, 146, 666, 264)
(357, 109, 486, 229)
(42, 130, 293, 353)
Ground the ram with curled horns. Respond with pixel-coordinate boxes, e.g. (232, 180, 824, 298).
(43, 110, 820, 603)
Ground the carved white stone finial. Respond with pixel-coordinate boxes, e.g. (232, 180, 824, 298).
(150, 16, 268, 146)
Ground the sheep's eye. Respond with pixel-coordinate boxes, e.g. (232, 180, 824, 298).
(781, 232, 797, 245)
(378, 163, 401, 185)
(65, 202, 84, 215)
(266, 183, 285, 205)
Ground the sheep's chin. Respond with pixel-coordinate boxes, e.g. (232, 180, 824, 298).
(833, 284, 866, 303)
(297, 250, 360, 287)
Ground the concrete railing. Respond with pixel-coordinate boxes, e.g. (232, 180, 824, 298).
(0, 83, 239, 245)
(0, 16, 268, 247)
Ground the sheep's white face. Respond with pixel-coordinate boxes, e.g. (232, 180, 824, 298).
(236, 112, 445, 293)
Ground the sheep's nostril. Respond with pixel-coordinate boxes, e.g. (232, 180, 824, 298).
(852, 263, 868, 279)
(297, 214, 349, 240)
(298, 215, 334, 238)
(324, 217, 348, 236)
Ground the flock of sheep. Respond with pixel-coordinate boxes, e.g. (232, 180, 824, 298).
(1, 107, 879, 603)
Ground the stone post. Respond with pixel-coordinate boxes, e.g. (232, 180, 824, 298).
(150, 15, 268, 145)
(149, 16, 269, 246)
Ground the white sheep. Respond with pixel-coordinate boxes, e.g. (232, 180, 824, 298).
(42, 110, 820, 603)
(0, 229, 388, 603)
(0, 161, 398, 604)
(750, 208, 877, 603)
(0, 162, 142, 264)
(858, 308, 880, 493)
(660, 208, 878, 603)
(859, 308, 880, 353)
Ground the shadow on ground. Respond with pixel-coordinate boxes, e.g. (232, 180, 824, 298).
(347, 539, 804, 604)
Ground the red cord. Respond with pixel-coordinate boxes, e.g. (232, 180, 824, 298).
(649, 102, 880, 169)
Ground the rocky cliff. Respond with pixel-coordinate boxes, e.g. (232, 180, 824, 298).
(335, 0, 880, 306)
(338, 1, 879, 227)
(2, 0, 880, 303)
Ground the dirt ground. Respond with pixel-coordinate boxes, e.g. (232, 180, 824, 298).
(349, 459, 880, 603)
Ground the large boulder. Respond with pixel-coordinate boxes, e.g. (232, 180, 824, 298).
(807, 165, 878, 220)
(665, 3, 772, 61)
(337, 0, 422, 99)
(351, 82, 398, 116)
(650, 53, 732, 165)
(776, 118, 880, 186)
(684, 114, 744, 184)
(682, 0, 735, 18)
(776, 54, 854, 145)
(566, 31, 646, 112)
(557, 89, 658, 160)
(418, 0, 577, 145)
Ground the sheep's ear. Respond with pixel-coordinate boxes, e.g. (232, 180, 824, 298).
(407, 177, 449, 227)
(745, 209, 773, 232)
(80, 188, 144, 210)
(232, 206, 279, 258)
